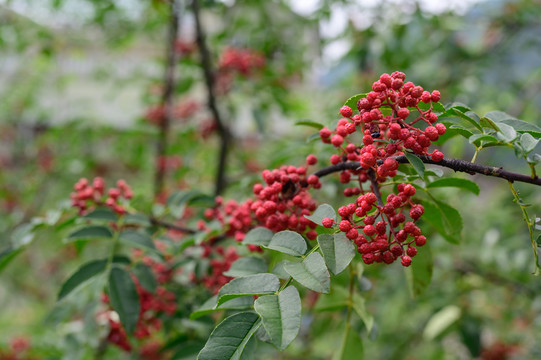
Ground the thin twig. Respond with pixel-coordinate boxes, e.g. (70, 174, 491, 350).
(367, 169, 384, 207)
(150, 217, 197, 234)
(313, 154, 541, 186)
(192, 0, 231, 196)
(154, 0, 180, 199)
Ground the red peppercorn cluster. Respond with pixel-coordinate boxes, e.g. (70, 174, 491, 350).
(204, 156, 321, 243)
(322, 183, 426, 267)
(144, 99, 200, 126)
(103, 258, 177, 352)
(319, 72, 446, 180)
(218, 47, 266, 76)
(0, 336, 34, 360)
(70, 177, 133, 215)
(195, 245, 240, 294)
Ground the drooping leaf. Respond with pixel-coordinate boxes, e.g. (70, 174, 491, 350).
(468, 134, 499, 146)
(108, 267, 140, 334)
(264, 231, 307, 257)
(427, 178, 480, 195)
(405, 244, 433, 298)
(421, 201, 460, 244)
(0, 247, 23, 273)
(317, 234, 356, 275)
(442, 108, 483, 131)
(483, 110, 515, 122)
(254, 286, 301, 350)
(119, 230, 156, 252)
(223, 257, 268, 277)
(283, 252, 330, 293)
(304, 204, 337, 226)
(352, 293, 374, 333)
(404, 152, 425, 178)
(243, 227, 274, 247)
(217, 273, 280, 306)
(67, 226, 113, 241)
(332, 323, 364, 360)
(190, 296, 254, 320)
(448, 125, 474, 139)
(197, 312, 261, 360)
(434, 199, 463, 239)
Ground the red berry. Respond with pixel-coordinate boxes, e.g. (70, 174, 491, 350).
(340, 106, 353, 118)
(339, 220, 352, 232)
(319, 127, 332, 139)
(397, 108, 410, 119)
(322, 218, 334, 228)
(431, 90, 441, 102)
(406, 246, 417, 257)
(331, 135, 344, 147)
(306, 154, 318, 165)
(401, 256, 412, 267)
(431, 150, 444, 162)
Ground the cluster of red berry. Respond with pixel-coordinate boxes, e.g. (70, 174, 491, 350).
(103, 256, 176, 352)
(194, 244, 239, 294)
(204, 156, 321, 243)
(316, 72, 444, 266)
(218, 47, 265, 76)
(144, 99, 200, 127)
(322, 183, 425, 267)
(0, 336, 33, 360)
(70, 178, 133, 215)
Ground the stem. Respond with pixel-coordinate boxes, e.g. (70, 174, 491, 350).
(346, 264, 355, 324)
(314, 155, 541, 186)
(471, 147, 480, 163)
(529, 163, 537, 179)
(367, 170, 384, 207)
(278, 276, 293, 292)
(192, 0, 231, 196)
(154, 0, 180, 199)
(507, 181, 541, 276)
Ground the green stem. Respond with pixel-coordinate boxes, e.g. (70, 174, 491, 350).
(105, 219, 123, 277)
(303, 243, 320, 258)
(507, 181, 541, 276)
(471, 146, 481, 163)
(346, 263, 355, 324)
(278, 276, 293, 292)
(529, 163, 537, 179)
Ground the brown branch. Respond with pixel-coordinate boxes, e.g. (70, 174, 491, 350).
(367, 169, 384, 206)
(192, 0, 231, 196)
(313, 154, 541, 186)
(154, 0, 180, 199)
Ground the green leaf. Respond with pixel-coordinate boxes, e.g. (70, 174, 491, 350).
(423, 305, 461, 340)
(421, 201, 460, 244)
(190, 296, 254, 320)
(119, 230, 156, 252)
(495, 122, 518, 142)
(317, 234, 356, 275)
(132, 263, 157, 292)
(332, 324, 363, 360)
(468, 134, 499, 146)
(223, 257, 268, 277)
(217, 273, 280, 307)
(435, 199, 463, 239)
(0, 247, 23, 273)
(264, 231, 307, 257)
(498, 119, 541, 137)
(484, 110, 515, 122)
(404, 152, 425, 178)
(537, 234, 541, 248)
(479, 117, 501, 132)
(172, 341, 206, 360)
(442, 108, 483, 131)
(284, 252, 330, 293)
(108, 267, 140, 334)
(243, 227, 274, 247)
(405, 244, 433, 298)
(304, 204, 337, 226)
(67, 226, 112, 241)
(314, 286, 349, 312)
(520, 133, 539, 153)
(445, 102, 471, 113)
(448, 125, 474, 139)
(342, 93, 367, 111)
(58, 259, 108, 300)
(295, 120, 324, 130)
(254, 286, 301, 350)
(83, 208, 118, 222)
(352, 293, 374, 333)
(197, 312, 261, 360)
(427, 178, 480, 195)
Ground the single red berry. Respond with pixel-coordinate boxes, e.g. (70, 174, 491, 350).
(397, 108, 410, 119)
(431, 150, 444, 162)
(322, 218, 334, 228)
(339, 220, 352, 232)
(307, 175, 319, 185)
(406, 246, 417, 257)
(340, 106, 353, 118)
(306, 154, 318, 165)
(306, 230, 317, 240)
(415, 235, 427, 246)
(319, 127, 332, 139)
(331, 135, 344, 147)
(435, 123, 446, 135)
(431, 90, 441, 102)
(401, 256, 412, 267)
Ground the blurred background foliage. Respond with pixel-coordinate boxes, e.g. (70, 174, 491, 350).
(1, 0, 541, 359)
